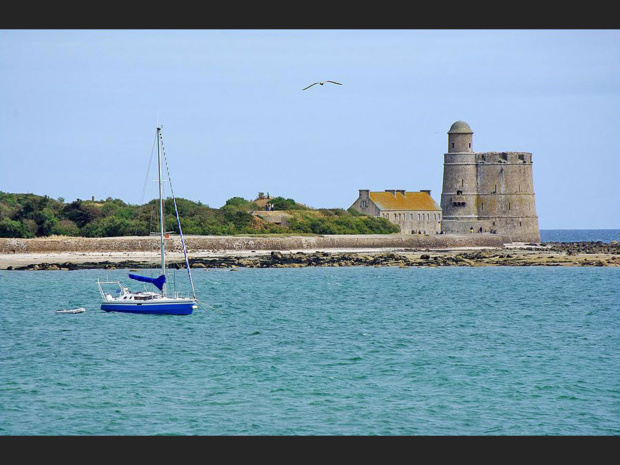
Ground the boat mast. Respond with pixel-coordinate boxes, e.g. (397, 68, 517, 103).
(157, 126, 166, 295)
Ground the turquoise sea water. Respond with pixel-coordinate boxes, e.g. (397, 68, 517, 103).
(1, 264, 619, 436)
(540, 229, 620, 243)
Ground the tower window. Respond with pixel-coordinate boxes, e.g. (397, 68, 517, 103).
(452, 143, 455, 148)
(468, 143, 471, 148)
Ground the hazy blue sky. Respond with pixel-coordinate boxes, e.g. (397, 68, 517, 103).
(1, 29, 618, 229)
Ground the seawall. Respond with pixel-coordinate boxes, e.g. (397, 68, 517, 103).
(0, 233, 514, 254)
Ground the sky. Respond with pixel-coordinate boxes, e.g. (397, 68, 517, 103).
(0, 29, 618, 229)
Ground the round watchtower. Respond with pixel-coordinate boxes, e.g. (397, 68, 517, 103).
(448, 120, 473, 153)
(441, 121, 478, 230)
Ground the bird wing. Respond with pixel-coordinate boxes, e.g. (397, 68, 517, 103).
(302, 82, 318, 90)
(326, 81, 342, 85)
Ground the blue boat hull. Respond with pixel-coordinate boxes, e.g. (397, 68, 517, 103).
(101, 301, 196, 315)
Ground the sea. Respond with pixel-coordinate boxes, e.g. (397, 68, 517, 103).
(540, 229, 620, 244)
(0, 230, 619, 436)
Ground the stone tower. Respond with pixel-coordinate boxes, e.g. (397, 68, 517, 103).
(440, 121, 541, 242)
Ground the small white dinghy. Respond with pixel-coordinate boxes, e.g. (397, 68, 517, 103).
(56, 307, 86, 314)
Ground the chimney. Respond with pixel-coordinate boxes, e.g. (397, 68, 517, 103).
(420, 189, 431, 196)
(385, 189, 396, 196)
(359, 189, 369, 199)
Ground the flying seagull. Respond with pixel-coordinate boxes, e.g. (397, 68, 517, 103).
(302, 80, 343, 90)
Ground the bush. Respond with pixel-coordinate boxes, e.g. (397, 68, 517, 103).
(0, 218, 29, 238)
(51, 219, 81, 236)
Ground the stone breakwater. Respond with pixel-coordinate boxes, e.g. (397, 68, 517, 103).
(0, 234, 511, 254)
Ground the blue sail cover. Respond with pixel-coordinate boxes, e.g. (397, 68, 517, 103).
(128, 273, 166, 291)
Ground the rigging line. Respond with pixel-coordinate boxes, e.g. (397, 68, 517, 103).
(140, 134, 158, 205)
(160, 131, 197, 300)
(140, 134, 158, 238)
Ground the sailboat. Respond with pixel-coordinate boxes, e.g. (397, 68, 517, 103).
(97, 126, 198, 315)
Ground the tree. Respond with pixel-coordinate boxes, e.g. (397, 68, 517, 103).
(270, 196, 299, 211)
(0, 218, 28, 238)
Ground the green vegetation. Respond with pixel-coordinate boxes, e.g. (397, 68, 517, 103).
(0, 191, 399, 238)
(286, 208, 399, 234)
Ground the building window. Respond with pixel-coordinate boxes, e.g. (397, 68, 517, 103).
(427, 213, 430, 220)
(417, 213, 421, 220)
(410, 213, 413, 220)
(361, 200, 367, 208)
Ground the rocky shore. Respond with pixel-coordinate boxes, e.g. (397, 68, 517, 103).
(1, 235, 618, 270)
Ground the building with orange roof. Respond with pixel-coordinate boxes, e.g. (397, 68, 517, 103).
(350, 189, 442, 235)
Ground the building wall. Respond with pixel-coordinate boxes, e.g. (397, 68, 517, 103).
(378, 210, 442, 235)
(350, 189, 382, 217)
(448, 132, 473, 153)
(440, 148, 540, 242)
(440, 152, 479, 220)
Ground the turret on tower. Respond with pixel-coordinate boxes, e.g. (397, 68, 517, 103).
(448, 120, 473, 153)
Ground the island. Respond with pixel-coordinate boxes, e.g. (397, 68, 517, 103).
(1, 234, 618, 270)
